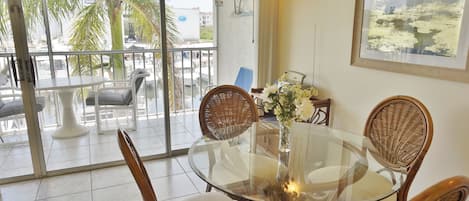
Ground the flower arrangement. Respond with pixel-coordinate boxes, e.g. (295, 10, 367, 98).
(262, 78, 319, 128)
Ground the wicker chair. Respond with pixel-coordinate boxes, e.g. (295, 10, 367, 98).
(411, 176, 469, 201)
(117, 129, 232, 201)
(199, 85, 258, 140)
(338, 95, 433, 201)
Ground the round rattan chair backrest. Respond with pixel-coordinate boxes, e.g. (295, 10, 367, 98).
(199, 85, 258, 140)
(365, 95, 433, 201)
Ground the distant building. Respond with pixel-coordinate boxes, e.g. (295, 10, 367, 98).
(172, 8, 201, 42)
(200, 12, 213, 27)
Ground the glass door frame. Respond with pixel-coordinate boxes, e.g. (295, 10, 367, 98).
(4, 0, 47, 183)
(1, 0, 201, 184)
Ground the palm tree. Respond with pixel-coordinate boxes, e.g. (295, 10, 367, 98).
(68, 0, 181, 110)
(0, 0, 182, 110)
(69, 0, 178, 80)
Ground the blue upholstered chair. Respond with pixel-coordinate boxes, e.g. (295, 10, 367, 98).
(234, 67, 253, 93)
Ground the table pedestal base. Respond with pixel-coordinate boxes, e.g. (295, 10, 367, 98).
(52, 89, 89, 139)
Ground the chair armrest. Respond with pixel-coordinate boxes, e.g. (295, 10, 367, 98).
(100, 80, 130, 88)
(96, 87, 131, 93)
(129, 72, 150, 84)
(411, 176, 469, 201)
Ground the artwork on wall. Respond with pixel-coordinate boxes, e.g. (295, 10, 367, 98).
(351, 0, 469, 82)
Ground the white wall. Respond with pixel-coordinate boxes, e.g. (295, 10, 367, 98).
(277, 0, 469, 197)
(217, 0, 257, 87)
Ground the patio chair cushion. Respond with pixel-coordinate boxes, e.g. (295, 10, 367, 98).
(122, 69, 147, 104)
(0, 96, 45, 118)
(86, 89, 131, 106)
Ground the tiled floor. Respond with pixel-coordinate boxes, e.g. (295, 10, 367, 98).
(0, 155, 209, 201)
(0, 112, 202, 179)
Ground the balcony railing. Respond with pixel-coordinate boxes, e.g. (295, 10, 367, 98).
(0, 47, 217, 131)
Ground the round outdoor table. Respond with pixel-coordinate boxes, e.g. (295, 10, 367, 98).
(188, 122, 407, 201)
(36, 76, 105, 139)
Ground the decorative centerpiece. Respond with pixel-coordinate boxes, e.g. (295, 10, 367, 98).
(262, 77, 319, 152)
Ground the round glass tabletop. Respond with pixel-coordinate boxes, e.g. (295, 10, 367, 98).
(188, 122, 407, 201)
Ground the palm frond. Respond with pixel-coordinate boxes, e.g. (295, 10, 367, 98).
(0, 3, 9, 43)
(123, 0, 178, 48)
(21, 0, 42, 38)
(69, 2, 107, 76)
(46, 0, 81, 22)
(69, 2, 107, 51)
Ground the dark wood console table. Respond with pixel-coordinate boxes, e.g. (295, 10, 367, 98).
(250, 88, 332, 126)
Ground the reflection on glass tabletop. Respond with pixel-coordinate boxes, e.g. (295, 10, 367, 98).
(188, 122, 407, 201)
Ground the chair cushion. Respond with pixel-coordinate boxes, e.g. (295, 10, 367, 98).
(85, 90, 131, 106)
(0, 96, 45, 118)
(338, 170, 397, 201)
(123, 69, 147, 104)
(183, 192, 232, 201)
(308, 166, 396, 201)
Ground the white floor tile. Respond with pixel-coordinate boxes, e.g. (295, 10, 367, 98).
(0, 167, 33, 178)
(36, 172, 91, 199)
(47, 146, 90, 163)
(0, 116, 200, 181)
(90, 152, 122, 164)
(91, 165, 134, 190)
(165, 193, 202, 201)
(186, 172, 207, 193)
(89, 133, 117, 145)
(0, 147, 11, 157)
(36, 191, 92, 201)
(145, 158, 185, 179)
(0, 179, 40, 201)
(47, 159, 91, 171)
(7, 144, 31, 156)
(175, 155, 192, 173)
(50, 136, 90, 150)
(1, 153, 33, 169)
(152, 174, 198, 200)
(92, 182, 142, 201)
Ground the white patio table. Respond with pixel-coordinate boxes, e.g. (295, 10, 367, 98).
(36, 76, 106, 139)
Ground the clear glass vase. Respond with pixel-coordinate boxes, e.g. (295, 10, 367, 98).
(278, 122, 291, 152)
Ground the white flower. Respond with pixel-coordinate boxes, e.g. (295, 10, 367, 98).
(295, 98, 315, 121)
(262, 84, 278, 103)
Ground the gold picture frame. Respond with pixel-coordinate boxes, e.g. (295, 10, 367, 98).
(351, 0, 469, 83)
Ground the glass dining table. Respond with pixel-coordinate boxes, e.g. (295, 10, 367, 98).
(188, 122, 407, 201)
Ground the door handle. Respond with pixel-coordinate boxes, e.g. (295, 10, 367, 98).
(29, 56, 36, 87)
(10, 55, 18, 87)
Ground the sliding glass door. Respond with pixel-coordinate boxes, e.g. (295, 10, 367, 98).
(0, 0, 219, 183)
(164, 0, 217, 150)
(0, 0, 47, 182)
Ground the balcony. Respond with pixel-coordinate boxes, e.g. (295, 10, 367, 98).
(0, 47, 216, 177)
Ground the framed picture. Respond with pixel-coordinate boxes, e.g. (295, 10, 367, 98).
(351, 0, 469, 82)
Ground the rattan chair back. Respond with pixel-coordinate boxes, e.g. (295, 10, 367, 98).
(411, 176, 469, 201)
(365, 96, 433, 201)
(118, 129, 157, 201)
(199, 85, 258, 140)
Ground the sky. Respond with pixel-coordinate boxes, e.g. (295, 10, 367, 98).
(166, 0, 214, 12)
